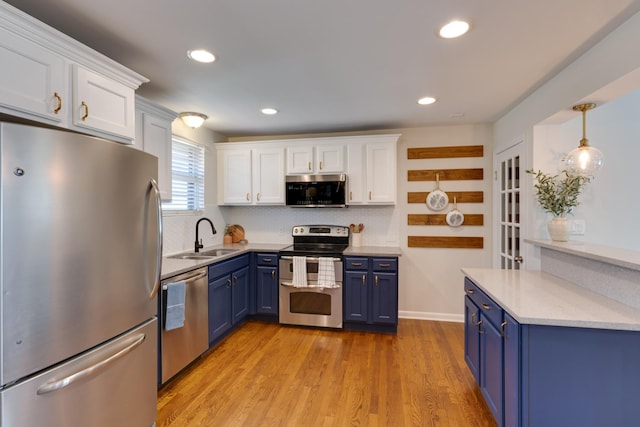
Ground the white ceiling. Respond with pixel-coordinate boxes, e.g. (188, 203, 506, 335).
(6, 0, 640, 137)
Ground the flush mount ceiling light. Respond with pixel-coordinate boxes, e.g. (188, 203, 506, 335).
(417, 96, 437, 105)
(438, 20, 470, 39)
(564, 103, 604, 176)
(187, 49, 215, 63)
(261, 107, 278, 115)
(179, 112, 208, 128)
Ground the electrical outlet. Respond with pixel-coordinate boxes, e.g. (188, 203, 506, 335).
(571, 219, 586, 235)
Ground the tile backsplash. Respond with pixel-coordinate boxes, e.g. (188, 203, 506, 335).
(162, 205, 400, 255)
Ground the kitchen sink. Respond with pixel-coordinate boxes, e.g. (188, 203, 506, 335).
(168, 248, 239, 260)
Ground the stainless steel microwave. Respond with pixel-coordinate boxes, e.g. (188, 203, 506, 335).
(285, 174, 347, 207)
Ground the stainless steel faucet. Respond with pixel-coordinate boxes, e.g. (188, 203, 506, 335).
(195, 217, 217, 252)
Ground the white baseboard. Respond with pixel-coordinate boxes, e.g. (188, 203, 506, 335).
(399, 310, 464, 323)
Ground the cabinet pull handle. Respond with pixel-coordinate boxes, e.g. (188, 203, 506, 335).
(375, 275, 379, 286)
(500, 321, 508, 338)
(368, 191, 372, 200)
(227, 278, 232, 288)
(256, 193, 261, 201)
(481, 303, 491, 310)
(362, 275, 366, 286)
(349, 191, 353, 201)
(478, 319, 484, 334)
(351, 262, 362, 267)
(81, 101, 89, 120)
(263, 258, 272, 262)
(319, 161, 323, 170)
(465, 288, 475, 295)
(471, 312, 483, 327)
(378, 263, 391, 268)
(246, 193, 250, 201)
(233, 275, 238, 283)
(53, 92, 62, 114)
(271, 270, 275, 279)
(308, 161, 311, 171)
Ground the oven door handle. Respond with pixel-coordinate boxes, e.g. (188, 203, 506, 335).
(279, 256, 341, 262)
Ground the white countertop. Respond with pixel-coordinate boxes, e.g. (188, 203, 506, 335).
(162, 243, 402, 279)
(526, 239, 640, 271)
(462, 268, 640, 331)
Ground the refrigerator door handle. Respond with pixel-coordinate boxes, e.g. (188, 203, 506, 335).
(36, 333, 146, 395)
(149, 178, 163, 300)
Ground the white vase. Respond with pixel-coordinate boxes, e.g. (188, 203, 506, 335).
(547, 216, 570, 242)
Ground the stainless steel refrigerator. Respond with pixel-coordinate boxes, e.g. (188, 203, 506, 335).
(0, 122, 162, 426)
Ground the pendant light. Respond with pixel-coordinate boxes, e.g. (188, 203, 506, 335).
(564, 103, 603, 176)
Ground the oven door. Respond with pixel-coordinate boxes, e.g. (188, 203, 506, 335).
(279, 284, 342, 328)
(278, 256, 343, 328)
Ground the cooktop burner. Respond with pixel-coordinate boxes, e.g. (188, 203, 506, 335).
(279, 225, 350, 257)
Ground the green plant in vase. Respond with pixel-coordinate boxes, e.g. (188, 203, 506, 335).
(526, 169, 591, 241)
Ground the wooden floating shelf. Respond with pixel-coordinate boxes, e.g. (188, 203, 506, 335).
(408, 145, 484, 159)
(408, 214, 484, 226)
(407, 191, 483, 204)
(408, 168, 484, 182)
(408, 236, 484, 249)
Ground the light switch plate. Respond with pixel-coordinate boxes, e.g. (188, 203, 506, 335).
(571, 219, 586, 235)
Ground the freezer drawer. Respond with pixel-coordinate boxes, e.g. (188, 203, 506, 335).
(0, 318, 157, 427)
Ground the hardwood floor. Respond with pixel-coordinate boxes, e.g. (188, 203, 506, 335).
(157, 319, 496, 426)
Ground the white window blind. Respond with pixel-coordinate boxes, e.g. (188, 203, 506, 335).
(162, 137, 205, 211)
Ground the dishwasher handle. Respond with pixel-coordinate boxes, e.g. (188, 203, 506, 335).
(162, 270, 207, 290)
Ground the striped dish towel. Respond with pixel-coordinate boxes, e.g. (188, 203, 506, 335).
(292, 256, 308, 287)
(317, 257, 338, 288)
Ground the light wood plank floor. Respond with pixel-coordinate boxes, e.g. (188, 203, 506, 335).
(157, 319, 496, 426)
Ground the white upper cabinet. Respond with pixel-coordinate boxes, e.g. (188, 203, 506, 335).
(72, 65, 135, 140)
(218, 149, 253, 205)
(366, 140, 397, 204)
(346, 134, 400, 205)
(0, 3, 147, 142)
(134, 96, 177, 201)
(286, 143, 344, 174)
(0, 26, 66, 125)
(217, 135, 398, 207)
(217, 145, 285, 206)
(253, 147, 285, 204)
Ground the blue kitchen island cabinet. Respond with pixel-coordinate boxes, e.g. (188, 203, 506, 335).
(464, 276, 640, 427)
(344, 257, 398, 333)
(255, 252, 279, 316)
(208, 254, 250, 345)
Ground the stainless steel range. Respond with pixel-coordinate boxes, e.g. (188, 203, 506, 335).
(279, 225, 349, 328)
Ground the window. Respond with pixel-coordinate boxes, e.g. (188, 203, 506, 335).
(162, 136, 205, 212)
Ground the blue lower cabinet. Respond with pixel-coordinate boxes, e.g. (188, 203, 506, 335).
(208, 254, 250, 345)
(464, 276, 640, 427)
(344, 256, 398, 332)
(255, 253, 278, 316)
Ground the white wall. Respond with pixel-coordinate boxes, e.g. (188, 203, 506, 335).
(494, 9, 640, 258)
(221, 125, 493, 321)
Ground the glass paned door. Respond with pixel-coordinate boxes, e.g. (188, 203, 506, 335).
(496, 142, 524, 269)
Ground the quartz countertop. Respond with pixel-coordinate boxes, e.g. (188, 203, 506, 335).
(462, 268, 640, 331)
(162, 243, 401, 279)
(526, 239, 640, 271)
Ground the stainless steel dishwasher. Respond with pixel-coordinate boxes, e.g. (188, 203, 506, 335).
(159, 267, 209, 384)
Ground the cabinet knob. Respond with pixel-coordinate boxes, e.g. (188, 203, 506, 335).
(53, 92, 62, 114)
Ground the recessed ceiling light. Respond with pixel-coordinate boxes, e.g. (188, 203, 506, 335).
(187, 49, 215, 63)
(417, 97, 437, 105)
(439, 20, 470, 39)
(261, 108, 278, 115)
